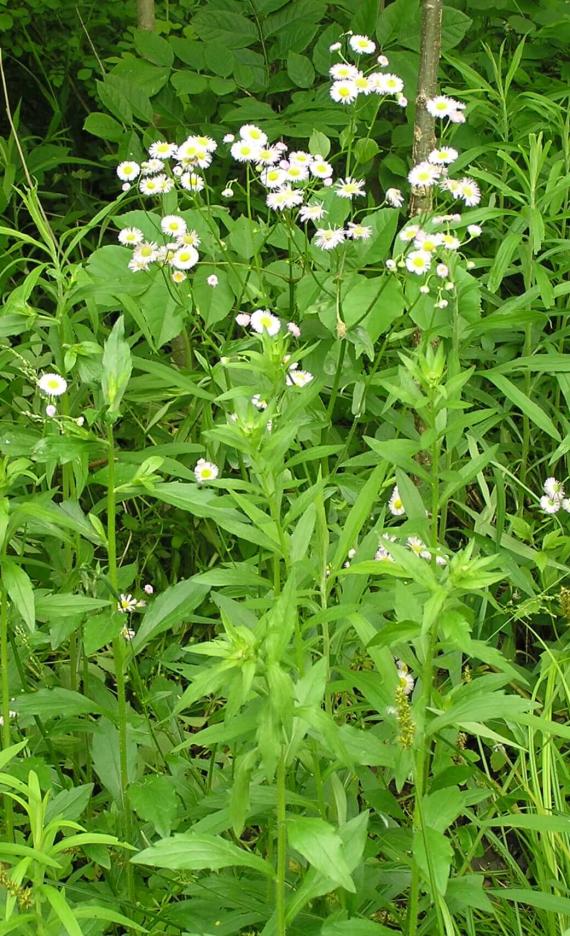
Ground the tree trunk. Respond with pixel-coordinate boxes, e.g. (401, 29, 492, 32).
(137, 0, 155, 30)
(409, 0, 443, 215)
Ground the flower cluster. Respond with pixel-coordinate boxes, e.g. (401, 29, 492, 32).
(234, 311, 313, 388)
(380, 486, 448, 565)
(386, 216, 482, 300)
(328, 35, 406, 108)
(540, 477, 570, 514)
(117, 134, 217, 196)
(117, 216, 201, 281)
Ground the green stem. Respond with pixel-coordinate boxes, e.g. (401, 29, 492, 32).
(276, 748, 287, 936)
(107, 424, 134, 897)
(0, 580, 13, 841)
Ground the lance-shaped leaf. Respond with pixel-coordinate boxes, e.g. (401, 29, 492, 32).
(101, 315, 132, 420)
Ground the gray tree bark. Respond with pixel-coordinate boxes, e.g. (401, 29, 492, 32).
(410, 0, 443, 215)
(137, 0, 155, 30)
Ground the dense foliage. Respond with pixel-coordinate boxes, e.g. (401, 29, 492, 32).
(0, 1, 569, 935)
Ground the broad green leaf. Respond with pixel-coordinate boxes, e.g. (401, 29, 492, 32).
(91, 719, 138, 803)
(132, 832, 273, 876)
(287, 817, 355, 892)
(101, 315, 132, 420)
(12, 688, 102, 720)
(1, 557, 34, 631)
(132, 577, 210, 654)
(413, 825, 452, 895)
(287, 51, 315, 87)
(130, 776, 179, 837)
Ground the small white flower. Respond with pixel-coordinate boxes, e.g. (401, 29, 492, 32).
(396, 93, 407, 107)
(408, 161, 441, 188)
(161, 215, 187, 237)
(330, 80, 358, 104)
(149, 141, 177, 159)
(467, 224, 482, 237)
(143, 583, 154, 595)
(207, 274, 218, 287)
(289, 150, 312, 166)
(260, 167, 286, 189)
(389, 485, 405, 516)
(266, 186, 304, 210)
(335, 177, 366, 199)
(118, 227, 144, 246)
(330, 62, 360, 80)
(399, 225, 420, 242)
(180, 172, 205, 192)
(299, 203, 326, 222)
(128, 257, 150, 272)
(385, 187, 404, 208)
(250, 309, 281, 336)
(286, 163, 310, 182)
(436, 299, 449, 309)
(251, 394, 268, 410)
(426, 95, 464, 119)
(287, 322, 301, 338)
(171, 246, 199, 270)
(235, 312, 251, 326)
(194, 458, 219, 483)
(441, 234, 461, 250)
(406, 250, 432, 275)
(544, 477, 564, 499)
(414, 232, 443, 252)
(141, 158, 165, 176)
(287, 368, 313, 387)
(118, 593, 138, 613)
(385, 259, 397, 271)
(457, 178, 481, 206)
(419, 285, 430, 295)
(117, 161, 140, 181)
(562, 499, 570, 513)
(172, 270, 187, 284)
(223, 133, 235, 143)
(239, 124, 268, 146)
(310, 157, 334, 179)
(346, 223, 372, 240)
(436, 263, 449, 278)
(329, 41, 342, 52)
(121, 183, 131, 192)
(45, 404, 57, 417)
(38, 373, 67, 397)
(398, 666, 415, 695)
(541, 495, 561, 514)
(231, 140, 262, 162)
(139, 176, 165, 195)
(314, 227, 345, 250)
(375, 545, 394, 562)
(134, 242, 159, 264)
(428, 147, 458, 165)
(221, 186, 234, 197)
(370, 72, 404, 95)
(349, 34, 376, 54)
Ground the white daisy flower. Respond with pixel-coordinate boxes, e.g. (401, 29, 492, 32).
(441, 234, 461, 250)
(299, 203, 326, 222)
(349, 34, 376, 54)
(139, 176, 164, 195)
(172, 270, 187, 283)
(161, 215, 187, 237)
(118, 227, 144, 246)
(375, 545, 394, 562)
(149, 141, 177, 159)
(354, 74, 372, 94)
(128, 257, 151, 272)
(436, 263, 449, 278)
(428, 147, 459, 165)
(171, 246, 199, 270)
(398, 224, 420, 242)
(330, 62, 360, 80)
(289, 150, 312, 166)
(397, 665, 415, 695)
(467, 224, 482, 237)
(250, 309, 281, 336)
(426, 95, 464, 118)
(330, 80, 358, 104)
(346, 223, 372, 240)
(406, 250, 432, 275)
(260, 167, 287, 189)
(544, 477, 565, 499)
(287, 322, 301, 337)
(134, 242, 159, 264)
(231, 140, 262, 162)
(335, 177, 366, 199)
(180, 172, 205, 192)
(408, 161, 441, 188)
(457, 178, 481, 206)
(377, 54, 389, 66)
(266, 186, 304, 210)
(286, 163, 310, 182)
(385, 188, 404, 208)
(370, 72, 404, 95)
(117, 161, 140, 181)
(388, 485, 405, 515)
(287, 368, 313, 387)
(194, 459, 219, 483)
(178, 230, 201, 248)
(414, 232, 443, 252)
(314, 227, 345, 250)
(310, 157, 333, 179)
(235, 312, 251, 326)
(239, 124, 268, 146)
(207, 274, 218, 287)
(144, 583, 154, 595)
(141, 158, 165, 175)
(541, 495, 561, 514)
(223, 133, 235, 143)
(117, 593, 138, 613)
(37, 373, 68, 398)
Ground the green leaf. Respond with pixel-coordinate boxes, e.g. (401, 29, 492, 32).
(130, 775, 179, 837)
(132, 832, 273, 876)
(1, 557, 34, 631)
(12, 688, 102, 720)
(287, 817, 355, 892)
(40, 885, 83, 936)
(133, 29, 174, 67)
(132, 576, 210, 653)
(354, 138, 380, 164)
(308, 129, 330, 158)
(413, 826, 452, 895)
(193, 267, 235, 326)
(91, 719, 138, 802)
(45, 784, 94, 824)
(322, 921, 399, 936)
(101, 315, 132, 420)
(83, 113, 124, 142)
(486, 372, 560, 440)
(287, 51, 315, 87)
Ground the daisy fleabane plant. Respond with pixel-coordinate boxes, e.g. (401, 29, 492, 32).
(540, 477, 570, 514)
